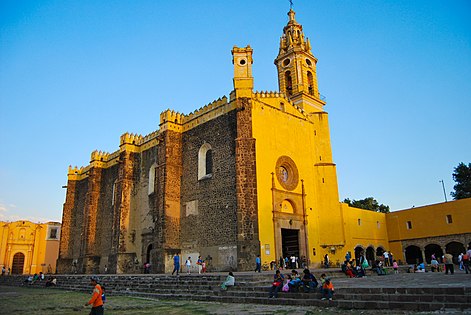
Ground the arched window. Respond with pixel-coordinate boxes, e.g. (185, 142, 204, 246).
(307, 71, 314, 95)
(198, 143, 213, 180)
(148, 163, 158, 195)
(285, 71, 293, 96)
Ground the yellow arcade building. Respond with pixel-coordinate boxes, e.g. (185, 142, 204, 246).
(57, 8, 470, 274)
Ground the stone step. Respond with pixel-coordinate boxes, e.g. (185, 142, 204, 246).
(117, 290, 469, 311)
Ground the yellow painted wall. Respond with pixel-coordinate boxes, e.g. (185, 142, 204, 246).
(386, 198, 471, 256)
(341, 203, 389, 258)
(251, 96, 344, 266)
(387, 198, 471, 240)
(0, 221, 61, 275)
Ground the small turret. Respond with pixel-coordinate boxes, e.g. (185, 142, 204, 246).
(232, 45, 254, 99)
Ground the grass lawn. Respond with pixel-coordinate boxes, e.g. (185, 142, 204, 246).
(0, 285, 426, 315)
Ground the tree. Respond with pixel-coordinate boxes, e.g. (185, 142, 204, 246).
(343, 197, 390, 213)
(451, 162, 471, 200)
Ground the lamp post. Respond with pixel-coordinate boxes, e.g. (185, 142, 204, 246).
(439, 180, 447, 202)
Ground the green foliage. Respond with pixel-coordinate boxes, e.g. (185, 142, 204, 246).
(343, 197, 390, 213)
(451, 162, 471, 200)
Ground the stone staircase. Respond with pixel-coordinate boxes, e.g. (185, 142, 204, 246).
(1, 272, 470, 312)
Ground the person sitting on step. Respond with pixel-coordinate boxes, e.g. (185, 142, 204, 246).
(287, 269, 302, 292)
(220, 272, 235, 290)
(321, 278, 334, 301)
(301, 269, 318, 293)
(268, 270, 284, 298)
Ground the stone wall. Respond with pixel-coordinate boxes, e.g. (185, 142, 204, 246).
(180, 111, 238, 271)
(235, 98, 260, 270)
(57, 178, 88, 274)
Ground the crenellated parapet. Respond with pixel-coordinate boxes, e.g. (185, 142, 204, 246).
(160, 110, 183, 125)
(120, 132, 143, 153)
(120, 132, 143, 146)
(159, 110, 183, 133)
(183, 96, 228, 123)
(67, 165, 91, 181)
(253, 90, 309, 119)
(253, 91, 285, 99)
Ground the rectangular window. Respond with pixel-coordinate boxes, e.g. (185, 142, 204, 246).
(406, 221, 412, 230)
(446, 214, 453, 224)
(49, 228, 58, 239)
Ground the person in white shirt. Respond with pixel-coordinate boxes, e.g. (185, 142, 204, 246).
(185, 257, 192, 274)
(383, 251, 390, 267)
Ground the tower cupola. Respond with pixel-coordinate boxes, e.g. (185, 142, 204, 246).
(275, 9, 325, 112)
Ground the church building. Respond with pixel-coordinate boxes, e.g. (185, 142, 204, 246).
(57, 9, 470, 274)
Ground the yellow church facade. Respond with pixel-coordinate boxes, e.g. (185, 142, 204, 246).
(57, 8, 470, 274)
(0, 221, 61, 275)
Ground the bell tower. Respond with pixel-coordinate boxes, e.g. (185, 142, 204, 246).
(274, 9, 325, 112)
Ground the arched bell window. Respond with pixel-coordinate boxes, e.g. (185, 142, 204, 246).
(285, 71, 293, 96)
(307, 71, 314, 96)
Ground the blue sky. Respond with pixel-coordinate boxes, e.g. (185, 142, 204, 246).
(1, 0, 470, 222)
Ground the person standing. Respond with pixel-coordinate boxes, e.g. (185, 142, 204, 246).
(1, 266, 5, 276)
(464, 246, 471, 274)
(172, 254, 180, 276)
(84, 276, 104, 315)
(458, 253, 464, 270)
(290, 255, 296, 269)
(444, 251, 454, 274)
(383, 251, 390, 267)
(255, 255, 261, 273)
(185, 257, 192, 274)
(392, 260, 399, 274)
(197, 256, 203, 274)
(324, 254, 329, 268)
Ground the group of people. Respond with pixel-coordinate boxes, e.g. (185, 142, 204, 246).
(1, 266, 11, 276)
(171, 254, 207, 275)
(22, 272, 58, 287)
(266, 255, 310, 271)
(411, 249, 471, 275)
(268, 269, 334, 300)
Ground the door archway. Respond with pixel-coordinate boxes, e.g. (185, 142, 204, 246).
(445, 241, 465, 264)
(424, 244, 443, 263)
(405, 245, 423, 264)
(11, 252, 25, 274)
(366, 246, 375, 263)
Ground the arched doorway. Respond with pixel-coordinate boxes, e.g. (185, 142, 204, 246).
(445, 241, 465, 264)
(376, 247, 385, 259)
(354, 246, 364, 265)
(146, 244, 153, 265)
(405, 245, 423, 264)
(366, 246, 375, 263)
(424, 244, 443, 263)
(11, 252, 25, 274)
